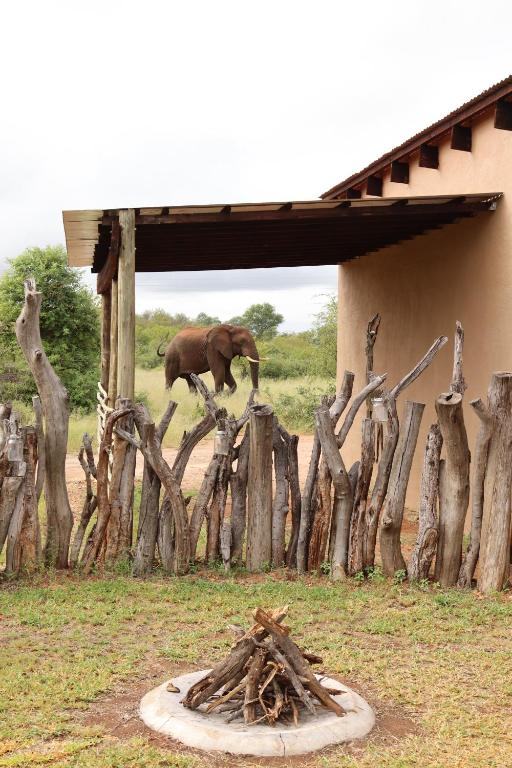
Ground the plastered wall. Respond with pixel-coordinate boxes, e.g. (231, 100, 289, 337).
(337, 112, 512, 507)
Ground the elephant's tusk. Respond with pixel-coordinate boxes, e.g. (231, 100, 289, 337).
(246, 356, 269, 363)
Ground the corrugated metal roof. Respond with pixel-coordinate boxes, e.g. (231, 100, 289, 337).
(63, 194, 501, 283)
(321, 75, 512, 199)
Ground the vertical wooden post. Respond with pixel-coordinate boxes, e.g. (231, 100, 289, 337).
(246, 404, 273, 572)
(108, 279, 118, 406)
(100, 290, 111, 393)
(117, 209, 135, 401)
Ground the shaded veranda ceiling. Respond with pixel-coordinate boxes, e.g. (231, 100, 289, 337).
(63, 193, 501, 276)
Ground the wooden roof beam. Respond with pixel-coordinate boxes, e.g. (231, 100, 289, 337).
(96, 219, 120, 295)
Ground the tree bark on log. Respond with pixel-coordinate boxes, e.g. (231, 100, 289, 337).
(348, 419, 375, 576)
(316, 404, 353, 580)
(435, 392, 470, 587)
(11, 427, 40, 573)
(271, 418, 289, 568)
(15, 278, 73, 568)
(380, 401, 424, 577)
(81, 407, 132, 573)
(133, 402, 177, 576)
(362, 397, 399, 571)
(308, 457, 332, 571)
(32, 396, 45, 503)
(285, 433, 301, 568)
(409, 423, 443, 581)
(189, 455, 221, 561)
(157, 495, 174, 572)
(0, 476, 24, 555)
(296, 371, 354, 573)
(4, 466, 27, 574)
(230, 429, 250, 565)
(450, 321, 467, 396)
(477, 373, 512, 593)
(70, 440, 97, 568)
(246, 405, 274, 572)
(457, 399, 492, 588)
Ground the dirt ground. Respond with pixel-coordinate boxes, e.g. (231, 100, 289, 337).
(65, 434, 316, 490)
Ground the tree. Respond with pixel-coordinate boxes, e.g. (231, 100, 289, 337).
(234, 303, 284, 339)
(194, 312, 221, 326)
(311, 295, 337, 378)
(0, 246, 100, 411)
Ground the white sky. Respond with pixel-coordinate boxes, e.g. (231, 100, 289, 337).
(0, 1, 510, 331)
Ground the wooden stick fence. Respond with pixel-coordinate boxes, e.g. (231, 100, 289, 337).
(2, 275, 512, 593)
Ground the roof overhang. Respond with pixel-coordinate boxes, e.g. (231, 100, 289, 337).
(63, 193, 502, 278)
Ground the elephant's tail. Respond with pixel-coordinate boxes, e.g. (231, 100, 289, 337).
(156, 339, 167, 357)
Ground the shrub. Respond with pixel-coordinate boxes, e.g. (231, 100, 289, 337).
(269, 382, 335, 432)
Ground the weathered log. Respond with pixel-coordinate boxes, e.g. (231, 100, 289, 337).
(104, 403, 131, 563)
(409, 423, 443, 581)
(271, 418, 289, 568)
(478, 373, 512, 593)
(450, 321, 467, 396)
(244, 647, 267, 723)
(138, 415, 190, 575)
(297, 371, 354, 573)
(316, 404, 353, 580)
(363, 397, 399, 571)
(458, 399, 492, 588)
(328, 460, 359, 564)
(252, 608, 344, 716)
(157, 495, 174, 573)
(206, 455, 229, 563)
(348, 419, 375, 576)
(336, 373, 387, 448)
(266, 641, 315, 716)
(189, 455, 221, 561)
(70, 441, 98, 568)
(380, 401, 424, 577)
(15, 278, 73, 568)
(81, 407, 132, 573)
(4, 465, 27, 574)
(32, 396, 45, 502)
(13, 427, 40, 572)
(0, 477, 24, 555)
(285, 433, 301, 568)
(390, 335, 448, 399)
(435, 391, 470, 587)
(246, 404, 274, 572)
(133, 401, 177, 576)
(108, 278, 118, 407)
(183, 606, 288, 710)
(230, 429, 250, 565)
(171, 413, 216, 485)
(308, 457, 332, 571)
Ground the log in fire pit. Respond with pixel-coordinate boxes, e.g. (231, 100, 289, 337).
(140, 606, 375, 756)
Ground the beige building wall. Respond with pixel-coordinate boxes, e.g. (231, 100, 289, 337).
(337, 112, 512, 507)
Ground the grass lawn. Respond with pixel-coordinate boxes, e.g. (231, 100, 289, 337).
(0, 572, 510, 767)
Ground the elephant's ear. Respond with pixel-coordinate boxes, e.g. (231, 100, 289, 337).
(207, 327, 233, 359)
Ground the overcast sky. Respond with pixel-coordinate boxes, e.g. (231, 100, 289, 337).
(0, 1, 510, 331)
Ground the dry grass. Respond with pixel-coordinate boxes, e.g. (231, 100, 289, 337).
(67, 368, 329, 453)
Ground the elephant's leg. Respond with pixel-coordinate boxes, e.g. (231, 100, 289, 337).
(182, 374, 198, 395)
(206, 348, 226, 393)
(224, 363, 237, 395)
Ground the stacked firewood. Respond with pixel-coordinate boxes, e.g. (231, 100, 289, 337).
(180, 607, 344, 726)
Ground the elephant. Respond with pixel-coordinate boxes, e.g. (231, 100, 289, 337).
(157, 324, 265, 394)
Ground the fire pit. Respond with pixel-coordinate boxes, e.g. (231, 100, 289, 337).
(140, 607, 374, 756)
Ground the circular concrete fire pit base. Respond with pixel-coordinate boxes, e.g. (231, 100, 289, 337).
(140, 669, 375, 757)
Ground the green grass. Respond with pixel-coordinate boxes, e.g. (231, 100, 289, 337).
(66, 368, 330, 453)
(0, 574, 510, 767)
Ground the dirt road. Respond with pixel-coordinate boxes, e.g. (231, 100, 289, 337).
(65, 434, 316, 492)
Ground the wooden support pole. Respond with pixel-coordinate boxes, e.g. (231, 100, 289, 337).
(100, 289, 111, 393)
(409, 423, 443, 581)
(117, 210, 135, 401)
(246, 404, 273, 572)
(108, 279, 118, 406)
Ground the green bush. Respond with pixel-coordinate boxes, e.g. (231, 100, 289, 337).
(0, 246, 100, 411)
(268, 381, 335, 432)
